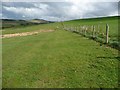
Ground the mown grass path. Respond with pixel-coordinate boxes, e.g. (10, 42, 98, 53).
(3, 30, 118, 88)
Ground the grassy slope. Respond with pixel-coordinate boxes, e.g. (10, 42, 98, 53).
(3, 29, 118, 88)
(2, 16, 119, 88)
(64, 16, 118, 40)
(1, 19, 51, 29)
(2, 23, 57, 35)
(2, 16, 118, 41)
(1, 19, 31, 28)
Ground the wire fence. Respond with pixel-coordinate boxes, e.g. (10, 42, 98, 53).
(61, 24, 119, 50)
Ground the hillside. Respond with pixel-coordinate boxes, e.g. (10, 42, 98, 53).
(63, 16, 119, 47)
(69, 16, 119, 21)
(1, 19, 53, 29)
(27, 19, 53, 24)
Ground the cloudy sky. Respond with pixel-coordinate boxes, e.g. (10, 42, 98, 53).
(1, 0, 119, 21)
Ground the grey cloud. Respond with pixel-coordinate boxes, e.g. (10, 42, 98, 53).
(2, 6, 25, 19)
(2, 2, 36, 8)
(38, 2, 73, 17)
(1, 2, 118, 21)
(85, 2, 118, 17)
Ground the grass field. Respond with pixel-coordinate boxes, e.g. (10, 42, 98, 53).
(2, 16, 119, 88)
(64, 16, 118, 34)
(63, 16, 119, 42)
(2, 23, 56, 35)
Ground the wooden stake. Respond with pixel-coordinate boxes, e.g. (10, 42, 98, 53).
(84, 26, 86, 36)
(106, 24, 109, 44)
(92, 25, 95, 38)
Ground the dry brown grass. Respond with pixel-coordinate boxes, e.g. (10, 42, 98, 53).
(1, 30, 54, 38)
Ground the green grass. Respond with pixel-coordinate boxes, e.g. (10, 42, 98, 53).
(3, 29, 118, 88)
(63, 16, 118, 41)
(62, 16, 119, 50)
(2, 16, 118, 38)
(2, 23, 58, 35)
(2, 16, 119, 88)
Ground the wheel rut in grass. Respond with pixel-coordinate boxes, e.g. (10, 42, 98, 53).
(1, 30, 54, 38)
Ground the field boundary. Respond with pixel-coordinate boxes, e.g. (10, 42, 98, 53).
(62, 24, 119, 50)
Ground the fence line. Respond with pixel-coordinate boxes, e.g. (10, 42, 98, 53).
(63, 24, 109, 44)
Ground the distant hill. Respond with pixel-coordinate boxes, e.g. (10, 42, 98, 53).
(63, 16, 119, 28)
(1, 19, 54, 29)
(27, 19, 53, 24)
(68, 16, 119, 22)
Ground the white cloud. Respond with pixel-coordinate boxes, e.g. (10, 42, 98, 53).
(3, 6, 45, 18)
(2, 0, 119, 2)
(64, 1, 96, 19)
(2, 2, 118, 21)
(34, 3, 48, 9)
(66, 0, 119, 2)
(109, 11, 118, 16)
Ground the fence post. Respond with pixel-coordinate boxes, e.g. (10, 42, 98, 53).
(71, 27, 73, 31)
(92, 25, 95, 38)
(70, 27, 71, 31)
(82, 26, 84, 35)
(96, 24, 100, 37)
(75, 26, 77, 32)
(74, 27, 76, 32)
(79, 26, 80, 33)
(97, 24, 100, 34)
(77, 26, 78, 32)
(80, 26, 82, 34)
(106, 24, 109, 44)
(84, 26, 86, 36)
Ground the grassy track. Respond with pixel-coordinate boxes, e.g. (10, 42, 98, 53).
(3, 29, 118, 88)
